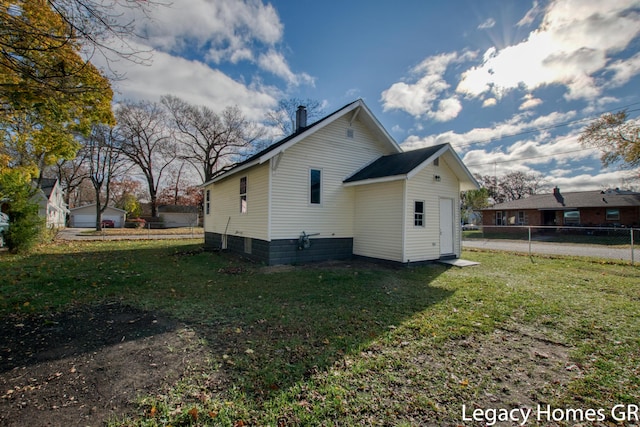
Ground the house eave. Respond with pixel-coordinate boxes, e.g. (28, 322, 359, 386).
(343, 174, 408, 187)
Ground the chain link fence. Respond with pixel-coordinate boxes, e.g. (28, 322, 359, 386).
(463, 225, 639, 265)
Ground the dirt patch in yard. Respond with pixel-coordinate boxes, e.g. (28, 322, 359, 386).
(0, 303, 212, 427)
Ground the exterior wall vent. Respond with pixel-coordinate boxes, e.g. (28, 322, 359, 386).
(347, 129, 354, 138)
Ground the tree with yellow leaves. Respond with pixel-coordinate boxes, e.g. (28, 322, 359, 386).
(1, 0, 116, 183)
(1, 0, 125, 251)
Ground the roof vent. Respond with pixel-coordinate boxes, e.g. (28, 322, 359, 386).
(295, 105, 307, 133)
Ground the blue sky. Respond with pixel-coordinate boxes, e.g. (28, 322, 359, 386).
(104, 0, 640, 191)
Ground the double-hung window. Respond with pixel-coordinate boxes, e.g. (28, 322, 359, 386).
(240, 176, 247, 213)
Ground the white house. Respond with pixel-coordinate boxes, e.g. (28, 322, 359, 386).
(69, 204, 126, 228)
(35, 178, 68, 228)
(202, 99, 478, 265)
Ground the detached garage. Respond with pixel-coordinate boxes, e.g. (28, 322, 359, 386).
(69, 204, 126, 228)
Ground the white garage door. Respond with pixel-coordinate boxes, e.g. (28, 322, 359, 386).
(71, 214, 95, 228)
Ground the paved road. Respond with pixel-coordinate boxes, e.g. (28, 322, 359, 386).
(55, 228, 204, 241)
(463, 238, 637, 262)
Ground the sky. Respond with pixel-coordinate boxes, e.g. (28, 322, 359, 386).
(102, 0, 640, 192)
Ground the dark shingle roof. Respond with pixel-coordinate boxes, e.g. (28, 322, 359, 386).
(484, 189, 640, 210)
(344, 144, 447, 183)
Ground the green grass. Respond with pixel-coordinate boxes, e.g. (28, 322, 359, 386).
(1, 240, 639, 426)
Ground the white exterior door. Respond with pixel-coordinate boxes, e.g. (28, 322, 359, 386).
(439, 198, 454, 255)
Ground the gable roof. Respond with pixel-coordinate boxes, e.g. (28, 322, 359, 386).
(483, 189, 640, 210)
(344, 144, 447, 183)
(203, 99, 401, 185)
(39, 178, 59, 198)
(343, 143, 479, 190)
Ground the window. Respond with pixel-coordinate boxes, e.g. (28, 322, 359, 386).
(433, 157, 439, 167)
(606, 209, 620, 221)
(414, 201, 424, 227)
(518, 211, 526, 225)
(496, 211, 505, 225)
(564, 210, 580, 224)
(205, 190, 210, 215)
(310, 169, 321, 204)
(240, 177, 247, 213)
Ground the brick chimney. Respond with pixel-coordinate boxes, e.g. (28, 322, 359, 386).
(295, 105, 307, 133)
(553, 186, 560, 195)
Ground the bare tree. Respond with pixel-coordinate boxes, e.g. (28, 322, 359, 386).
(264, 97, 324, 137)
(579, 110, 640, 174)
(161, 95, 263, 182)
(80, 124, 124, 230)
(475, 171, 547, 204)
(45, 152, 89, 211)
(115, 100, 176, 217)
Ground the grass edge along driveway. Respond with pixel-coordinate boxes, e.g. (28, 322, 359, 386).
(1, 240, 639, 426)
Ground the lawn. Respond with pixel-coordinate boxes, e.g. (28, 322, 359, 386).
(1, 240, 639, 426)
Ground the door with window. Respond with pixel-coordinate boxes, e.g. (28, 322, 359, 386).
(439, 198, 454, 255)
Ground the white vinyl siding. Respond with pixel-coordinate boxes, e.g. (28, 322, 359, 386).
(353, 180, 404, 262)
(206, 162, 269, 241)
(404, 155, 461, 261)
(270, 115, 394, 239)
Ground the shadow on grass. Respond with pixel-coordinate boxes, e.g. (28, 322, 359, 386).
(0, 241, 453, 417)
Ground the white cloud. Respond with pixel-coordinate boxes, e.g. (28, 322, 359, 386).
(400, 110, 578, 151)
(482, 98, 497, 108)
(106, 43, 278, 120)
(126, 0, 283, 55)
(114, 0, 309, 85)
(519, 94, 543, 110)
(478, 18, 496, 30)
(606, 52, 640, 88)
(517, 1, 543, 27)
(381, 51, 476, 121)
(258, 50, 315, 86)
(459, 134, 619, 190)
(456, 0, 640, 101)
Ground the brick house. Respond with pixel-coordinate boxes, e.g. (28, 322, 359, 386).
(481, 187, 640, 228)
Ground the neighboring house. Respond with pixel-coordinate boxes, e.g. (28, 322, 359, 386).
(202, 99, 478, 265)
(69, 204, 126, 228)
(158, 205, 200, 228)
(35, 178, 68, 228)
(481, 187, 640, 228)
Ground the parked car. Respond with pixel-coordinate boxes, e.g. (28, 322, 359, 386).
(462, 223, 479, 231)
(101, 219, 115, 228)
(0, 212, 9, 247)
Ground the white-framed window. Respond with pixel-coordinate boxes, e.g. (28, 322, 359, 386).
(414, 201, 425, 227)
(205, 189, 210, 215)
(496, 211, 506, 225)
(606, 208, 620, 221)
(310, 168, 322, 205)
(240, 176, 247, 214)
